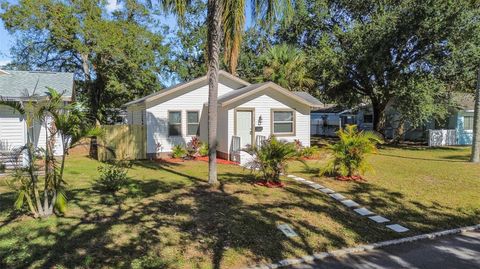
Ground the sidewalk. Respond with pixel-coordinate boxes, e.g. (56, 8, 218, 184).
(289, 231, 480, 269)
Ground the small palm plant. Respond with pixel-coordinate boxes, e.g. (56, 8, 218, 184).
(323, 125, 382, 180)
(247, 136, 297, 184)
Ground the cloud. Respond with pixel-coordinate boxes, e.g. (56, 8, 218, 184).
(106, 0, 122, 12)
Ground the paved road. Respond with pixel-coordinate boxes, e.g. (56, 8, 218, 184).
(289, 231, 480, 269)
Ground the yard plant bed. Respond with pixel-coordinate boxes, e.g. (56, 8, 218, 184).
(0, 146, 479, 268)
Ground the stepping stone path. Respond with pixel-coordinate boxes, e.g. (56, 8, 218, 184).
(369, 215, 390, 223)
(386, 224, 409, 233)
(341, 199, 360, 208)
(353, 207, 375, 216)
(287, 174, 410, 233)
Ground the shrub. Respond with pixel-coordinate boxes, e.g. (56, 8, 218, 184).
(95, 161, 130, 193)
(323, 125, 382, 178)
(300, 146, 320, 158)
(171, 145, 187, 158)
(247, 136, 297, 183)
(0, 163, 5, 173)
(198, 143, 209, 157)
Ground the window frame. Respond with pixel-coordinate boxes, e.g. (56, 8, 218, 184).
(271, 109, 296, 136)
(168, 110, 183, 137)
(464, 115, 474, 130)
(186, 110, 200, 136)
(363, 114, 373, 124)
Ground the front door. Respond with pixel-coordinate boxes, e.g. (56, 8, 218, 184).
(236, 110, 253, 148)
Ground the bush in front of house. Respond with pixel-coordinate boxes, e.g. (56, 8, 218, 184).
(322, 125, 382, 180)
(247, 136, 297, 184)
(171, 145, 187, 159)
(95, 161, 131, 193)
(299, 146, 320, 159)
(198, 143, 208, 157)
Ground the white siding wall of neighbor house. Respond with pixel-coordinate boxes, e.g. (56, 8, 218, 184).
(226, 93, 311, 154)
(34, 117, 64, 156)
(127, 110, 146, 125)
(0, 105, 26, 150)
(146, 83, 236, 154)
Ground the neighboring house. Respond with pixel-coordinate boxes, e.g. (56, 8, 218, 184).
(123, 71, 323, 160)
(0, 70, 75, 166)
(311, 92, 475, 145)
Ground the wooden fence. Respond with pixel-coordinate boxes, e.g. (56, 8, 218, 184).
(97, 125, 146, 161)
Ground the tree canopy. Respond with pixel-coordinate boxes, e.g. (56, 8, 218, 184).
(1, 0, 166, 123)
(277, 0, 480, 133)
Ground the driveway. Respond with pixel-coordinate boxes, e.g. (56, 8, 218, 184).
(289, 231, 480, 269)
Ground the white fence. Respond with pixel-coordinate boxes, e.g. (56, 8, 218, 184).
(428, 129, 457, 147)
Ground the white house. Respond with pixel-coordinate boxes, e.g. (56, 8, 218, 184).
(124, 71, 323, 160)
(0, 70, 74, 167)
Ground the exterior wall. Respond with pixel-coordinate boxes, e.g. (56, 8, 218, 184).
(457, 111, 473, 145)
(0, 105, 26, 150)
(1, 105, 63, 160)
(226, 92, 311, 155)
(145, 83, 236, 155)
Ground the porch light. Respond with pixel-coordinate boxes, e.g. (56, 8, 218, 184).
(258, 115, 263, 126)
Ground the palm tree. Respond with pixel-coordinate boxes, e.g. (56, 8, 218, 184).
(1, 89, 99, 217)
(161, 0, 292, 184)
(258, 44, 315, 91)
(471, 67, 480, 162)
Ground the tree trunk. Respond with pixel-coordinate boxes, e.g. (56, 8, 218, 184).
(470, 68, 480, 163)
(206, 0, 223, 185)
(372, 101, 387, 138)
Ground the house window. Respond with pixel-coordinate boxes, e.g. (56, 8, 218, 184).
(272, 110, 295, 135)
(363, 114, 373, 124)
(464, 116, 474, 130)
(168, 111, 182, 136)
(187, 111, 200, 136)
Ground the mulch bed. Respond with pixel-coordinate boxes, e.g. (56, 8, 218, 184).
(254, 181, 285, 188)
(155, 157, 239, 165)
(335, 175, 366, 182)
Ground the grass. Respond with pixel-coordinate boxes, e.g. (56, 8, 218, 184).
(290, 144, 480, 233)
(0, 145, 479, 268)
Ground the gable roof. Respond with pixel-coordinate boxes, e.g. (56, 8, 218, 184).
(0, 70, 74, 100)
(124, 70, 250, 107)
(217, 82, 323, 108)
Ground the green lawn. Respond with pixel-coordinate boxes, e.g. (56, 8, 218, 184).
(0, 146, 479, 268)
(290, 145, 480, 233)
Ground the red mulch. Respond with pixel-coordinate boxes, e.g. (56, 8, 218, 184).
(194, 156, 239, 165)
(336, 175, 366, 182)
(254, 181, 285, 188)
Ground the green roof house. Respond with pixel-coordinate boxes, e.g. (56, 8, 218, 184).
(0, 70, 75, 167)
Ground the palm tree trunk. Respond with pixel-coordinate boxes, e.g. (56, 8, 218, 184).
(470, 68, 480, 163)
(206, 0, 223, 185)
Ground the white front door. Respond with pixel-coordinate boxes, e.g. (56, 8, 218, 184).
(236, 110, 253, 148)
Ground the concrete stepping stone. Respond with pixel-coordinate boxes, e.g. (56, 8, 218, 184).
(329, 193, 346, 201)
(311, 183, 325, 190)
(386, 224, 409, 233)
(287, 175, 296, 178)
(294, 177, 305, 181)
(341, 199, 360, 207)
(369, 215, 390, 223)
(353, 207, 375, 216)
(304, 180, 315, 185)
(319, 188, 335, 194)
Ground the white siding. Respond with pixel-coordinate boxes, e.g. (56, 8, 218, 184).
(34, 117, 64, 156)
(127, 110, 146, 125)
(0, 105, 26, 150)
(227, 92, 311, 153)
(146, 83, 236, 154)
